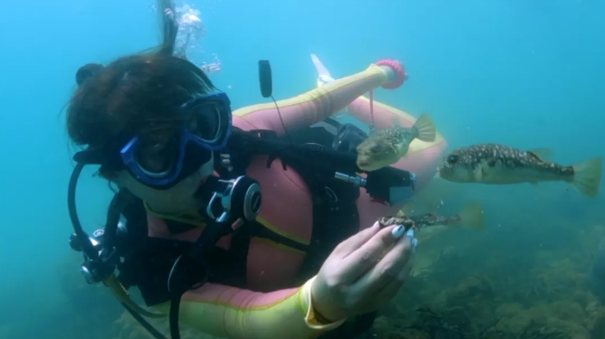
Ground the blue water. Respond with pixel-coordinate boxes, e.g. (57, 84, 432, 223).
(1, 0, 604, 338)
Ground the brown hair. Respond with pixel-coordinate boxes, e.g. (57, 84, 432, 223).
(66, 0, 215, 175)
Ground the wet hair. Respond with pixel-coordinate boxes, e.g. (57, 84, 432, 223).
(66, 0, 215, 176)
(75, 63, 105, 86)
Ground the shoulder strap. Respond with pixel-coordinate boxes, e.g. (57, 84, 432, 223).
(222, 220, 310, 288)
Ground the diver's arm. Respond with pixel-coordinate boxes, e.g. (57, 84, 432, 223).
(153, 276, 344, 339)
(233, 61, 403, 135)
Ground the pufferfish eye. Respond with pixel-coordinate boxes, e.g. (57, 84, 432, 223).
(371, 144, 382, 153)
(447, 155, 458, 164)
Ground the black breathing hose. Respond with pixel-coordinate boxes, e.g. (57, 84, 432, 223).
(68, 162, 100, 261)
(231, 130, 359, 174)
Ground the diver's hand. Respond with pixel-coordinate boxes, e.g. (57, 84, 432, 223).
(311, 223, 416, 322)
(220, 153, 234, 172)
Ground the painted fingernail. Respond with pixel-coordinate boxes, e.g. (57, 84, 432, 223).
(405, 229, 415, 238)
(392, 225, 405, 238)
(412, 238, 418, 248)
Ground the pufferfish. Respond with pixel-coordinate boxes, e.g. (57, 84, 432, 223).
(378, 203, 485, 242)
(356, 113, 437, 171)
(437, 143, 603, 198)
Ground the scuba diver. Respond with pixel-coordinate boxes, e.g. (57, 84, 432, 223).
(66, 1, 448, 338)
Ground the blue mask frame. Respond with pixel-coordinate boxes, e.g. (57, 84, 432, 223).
(119, 91, 232, 188)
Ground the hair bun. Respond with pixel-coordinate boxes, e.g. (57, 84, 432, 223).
(75, 63, 105, 86)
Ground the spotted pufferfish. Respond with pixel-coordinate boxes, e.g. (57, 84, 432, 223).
(377, 203, 485, 242)
(437, 143, 603, 198)
(356, 113, 437, 171)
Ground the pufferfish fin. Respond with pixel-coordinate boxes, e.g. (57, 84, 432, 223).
(527, 148, 554, 161)
(473, 166, 484, 181)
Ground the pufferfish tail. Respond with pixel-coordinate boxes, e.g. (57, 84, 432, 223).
(412, 113, 437, 142)
(572, 156, 603, 198)
(458, 203, 485, 230)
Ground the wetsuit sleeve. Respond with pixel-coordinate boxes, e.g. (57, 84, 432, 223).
(232, 64, 390, 135)
(153, 276, 345, 339)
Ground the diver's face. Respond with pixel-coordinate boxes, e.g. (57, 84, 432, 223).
(112, 154, 215, 213)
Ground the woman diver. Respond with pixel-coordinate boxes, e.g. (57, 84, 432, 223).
(66, 1, 447, 338)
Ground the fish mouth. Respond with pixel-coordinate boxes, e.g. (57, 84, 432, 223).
(435, 165, 449, 178)
(357, 160, 378, 172)
(357, 158, 369, 167)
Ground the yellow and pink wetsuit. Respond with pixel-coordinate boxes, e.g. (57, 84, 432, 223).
(145, 60, 448, 339)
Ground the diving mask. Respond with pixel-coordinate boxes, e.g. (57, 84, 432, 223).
(120, 91, 232, 189)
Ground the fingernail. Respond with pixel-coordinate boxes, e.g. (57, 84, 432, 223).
(392, 225, 405, 238)
(412, 238, 418, 248)
(405, 229, 415, 238)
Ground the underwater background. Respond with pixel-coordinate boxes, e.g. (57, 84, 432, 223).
(1, 0, 605, 338)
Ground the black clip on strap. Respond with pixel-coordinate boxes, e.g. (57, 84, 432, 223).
(167, 219, 236, 339)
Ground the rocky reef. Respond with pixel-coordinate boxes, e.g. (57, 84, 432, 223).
(9, 183, 605, 339)
(358, 212, 605, 339)
(111, 218, 605, 339)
